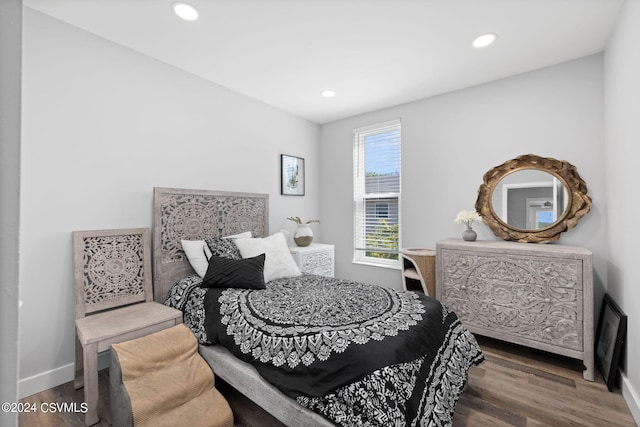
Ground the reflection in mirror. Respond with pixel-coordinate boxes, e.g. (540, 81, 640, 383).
(491, 170, 569, 230)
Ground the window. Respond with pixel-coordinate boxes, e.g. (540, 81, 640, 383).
(374, 202, 389, 219)
(353, 119, 401, 268)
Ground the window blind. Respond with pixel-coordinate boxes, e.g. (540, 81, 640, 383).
(353, 119, 401, 265)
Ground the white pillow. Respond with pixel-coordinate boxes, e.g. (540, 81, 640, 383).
(234, 232, 302, 282)
(181, 240, 211, 277)
(225, 231, 253, 239)
(182, 231, 252, 277)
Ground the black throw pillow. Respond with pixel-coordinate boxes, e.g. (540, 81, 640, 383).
(201, 254, 266, 289)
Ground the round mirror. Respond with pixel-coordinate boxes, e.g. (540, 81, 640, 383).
(475, 154, 591, 243)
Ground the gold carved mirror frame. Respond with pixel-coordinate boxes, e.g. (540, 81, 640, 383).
(475, 154, 592, 243)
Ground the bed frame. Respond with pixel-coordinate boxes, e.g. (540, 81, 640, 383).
(152, 187, 332, 426)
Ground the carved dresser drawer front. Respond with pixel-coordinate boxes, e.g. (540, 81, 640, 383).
(289, 243, 335, 278)
(440, 250, 584, 351)
(436, 239, 594, 381)
(301, 251, 334, 276)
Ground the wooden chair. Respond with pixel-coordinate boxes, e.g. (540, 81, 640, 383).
(73, 228, 182, 426)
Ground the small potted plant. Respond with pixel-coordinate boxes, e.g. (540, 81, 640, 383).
(287, 216, 320, 247)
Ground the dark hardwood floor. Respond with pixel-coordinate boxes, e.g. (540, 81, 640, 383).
(19, 337, 636, 426)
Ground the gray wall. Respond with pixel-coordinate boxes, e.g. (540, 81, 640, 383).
(18, 9, 320, 397)
(0, 0, 21, 425)
(320, 55, 606, 294)
(604, 0, 640, 420)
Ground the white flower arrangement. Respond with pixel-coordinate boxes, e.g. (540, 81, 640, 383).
(454, 210, 482, 228)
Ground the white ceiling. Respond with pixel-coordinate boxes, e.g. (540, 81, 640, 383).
(24, 0, 624, 124)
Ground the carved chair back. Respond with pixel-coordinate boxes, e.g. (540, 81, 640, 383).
(72, 228, 153, 320)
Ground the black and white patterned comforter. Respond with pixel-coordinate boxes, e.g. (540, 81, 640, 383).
(165, 274, 484, 426)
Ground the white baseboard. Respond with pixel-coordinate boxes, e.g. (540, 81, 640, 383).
(18, 363, 74, 400)
(18, 352, 111, 399)
(621, 372, 640, 425)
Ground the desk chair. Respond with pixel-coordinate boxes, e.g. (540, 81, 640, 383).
(73, 228, 182, 426)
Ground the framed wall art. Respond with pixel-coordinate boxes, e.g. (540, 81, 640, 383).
(595, 294, 627, 391)
(281, 154, 305, 196)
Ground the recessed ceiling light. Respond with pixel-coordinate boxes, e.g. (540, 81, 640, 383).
(172, 2, 199, 21)
(473, 33, 497, 48)
(321, 90, 336, 98)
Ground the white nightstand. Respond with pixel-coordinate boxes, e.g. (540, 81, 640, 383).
(289, 243, 335, 277)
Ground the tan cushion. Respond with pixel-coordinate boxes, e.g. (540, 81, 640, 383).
(111, 324, 233, 427)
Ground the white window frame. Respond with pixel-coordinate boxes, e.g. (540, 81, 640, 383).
(353, 119, 401, 269)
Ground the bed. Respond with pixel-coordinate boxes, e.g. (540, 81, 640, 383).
(152, 187, 484, 426)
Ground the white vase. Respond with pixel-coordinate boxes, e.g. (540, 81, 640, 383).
(294, 224, 313, 247)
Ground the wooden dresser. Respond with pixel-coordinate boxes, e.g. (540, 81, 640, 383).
(436, 239, 594, 381)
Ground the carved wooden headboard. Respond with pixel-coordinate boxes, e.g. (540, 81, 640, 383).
(152, 187, 269, 303)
